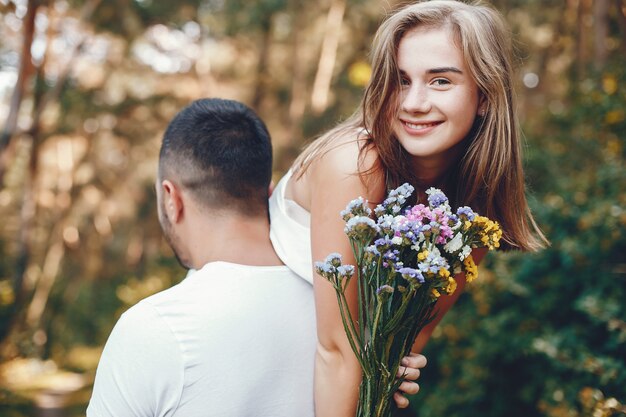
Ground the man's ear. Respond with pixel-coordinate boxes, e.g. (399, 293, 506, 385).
(161, 180, 184, 223)
(268, 180, 275, 197)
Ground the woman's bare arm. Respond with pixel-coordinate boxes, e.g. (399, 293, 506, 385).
(307, 139, 385, 417)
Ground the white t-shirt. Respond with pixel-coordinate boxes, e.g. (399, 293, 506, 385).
(87, 261, 316, 417)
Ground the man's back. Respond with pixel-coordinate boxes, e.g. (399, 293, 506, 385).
(87, 261, 316, 417)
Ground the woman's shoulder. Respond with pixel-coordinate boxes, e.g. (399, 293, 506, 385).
(308, 129, 385, 202)
(310, 128, 377, 175)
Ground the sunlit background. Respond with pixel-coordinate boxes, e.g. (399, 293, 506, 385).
(0, 0, 624, 416)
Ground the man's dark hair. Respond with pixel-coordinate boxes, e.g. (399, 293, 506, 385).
(159, 98, 272, 215)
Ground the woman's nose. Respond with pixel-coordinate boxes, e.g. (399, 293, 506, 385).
(401, 85, 431, 113)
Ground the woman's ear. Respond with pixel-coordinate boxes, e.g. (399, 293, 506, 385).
(161, 180, 184, 223)
(477, 94, 487, 117)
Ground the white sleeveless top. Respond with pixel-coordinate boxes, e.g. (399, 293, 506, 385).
(269, 169, 314, 284)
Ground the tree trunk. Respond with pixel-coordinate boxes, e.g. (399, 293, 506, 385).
(615, 0, 626, 57)
(310, 0, 346, 114)
(287, 0, 307, 143)
(0, 0, 39, 186)
(593, 0, 609, 70)
(252, 17, 274, 111)
(25, 242, 65, 330)
(575, 0, 591, 80)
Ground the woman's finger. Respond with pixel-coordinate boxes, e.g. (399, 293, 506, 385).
(393, 392, 410, 408)
(398, 380, 420, 395)
(401, 352, 427, 369)
(397, 365, 421, 380)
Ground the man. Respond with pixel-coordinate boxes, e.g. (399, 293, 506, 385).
(87, 98, 424, 417)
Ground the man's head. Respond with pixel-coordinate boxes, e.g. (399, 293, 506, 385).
(156, 98, 273, 268)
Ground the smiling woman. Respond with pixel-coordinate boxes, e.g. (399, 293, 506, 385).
(267, 1, 548, 417)
(393, 26, 482, 184)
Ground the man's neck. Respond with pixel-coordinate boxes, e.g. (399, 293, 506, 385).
(184, 214, 283, 270)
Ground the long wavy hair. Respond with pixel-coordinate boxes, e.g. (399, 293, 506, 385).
(293, 0, 548, 251)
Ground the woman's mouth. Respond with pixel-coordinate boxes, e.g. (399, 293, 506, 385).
(401, 120, 442, 133)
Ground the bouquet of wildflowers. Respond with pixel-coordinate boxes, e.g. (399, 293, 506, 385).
(315, 184, 502, 417)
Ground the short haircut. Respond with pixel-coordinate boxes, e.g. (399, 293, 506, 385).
(158, 98, 272, 215)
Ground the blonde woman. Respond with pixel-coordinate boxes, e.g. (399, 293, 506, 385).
(269, 1, 548, 416)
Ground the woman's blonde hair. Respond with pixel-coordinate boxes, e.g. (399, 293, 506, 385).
(293, 0, 548, 251)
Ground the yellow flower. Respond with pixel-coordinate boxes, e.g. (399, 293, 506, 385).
(417, 250, 429, 261)
(474, 216, 502, 250)
(439, 268, 450, 279)
(445, 277, 457, 295)
(464, 255, 478, 283)
(430, 288, 441, 299)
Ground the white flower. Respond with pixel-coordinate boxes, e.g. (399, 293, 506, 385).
(410, 233, 426, 251)
(444, 233, 463, 253)
(391, 236, 403, 245)
(344, 216, 379, 239)
(340, 197, 371, 221)
(337, 265, 355, 279)
(377, 214, 396, 233)
(459, 245, 472, 261)
(430, 246, 442, 257)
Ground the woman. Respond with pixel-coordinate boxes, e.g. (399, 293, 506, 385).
(269, 1, 548, 416)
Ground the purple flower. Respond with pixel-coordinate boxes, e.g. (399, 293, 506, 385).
(390, 184, 414, 204)
(365, 245, 380, 257)
(344, 216, 379, 239)
(337, 265, 355, 279)
(376, 285, 394, 294)
(457, 206, 476, 221)
(363, 246, 380, 265)
(314, 261, 335, 276)
(383, 249, 400, 262)
(374, 183, 414, 216)
(376, 285, 394, 299)
(374, 236, 394, 252)
(382, 249, 401, 269)
(340, 197, 371, 221)
(418, 250, 450, 275)
(325, 253, 343, 267)
(397, 267, 425, 284)
(426, 188, 448, 208)
(377, 214, 397, 236)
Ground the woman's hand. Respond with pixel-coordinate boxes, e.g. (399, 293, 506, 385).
(393, 352, 427, 408)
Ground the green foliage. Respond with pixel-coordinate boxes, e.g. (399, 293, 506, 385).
(416, 65, 626, 417)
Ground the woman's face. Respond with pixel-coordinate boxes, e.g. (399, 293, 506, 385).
(392, 26, 482, 169)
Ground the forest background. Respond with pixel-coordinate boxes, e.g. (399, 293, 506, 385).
(0, 0, 624, 416)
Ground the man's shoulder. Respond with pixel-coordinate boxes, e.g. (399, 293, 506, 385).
(135, 262, 307, 315)
(114, 297, 170, 337)
(88, 295, 184, 417)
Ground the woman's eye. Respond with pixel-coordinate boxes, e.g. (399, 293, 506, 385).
(400, 77, 411, 86)
(432, 78, 451, 86)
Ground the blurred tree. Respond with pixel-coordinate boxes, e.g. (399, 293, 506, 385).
(0, 0, 38, 180)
